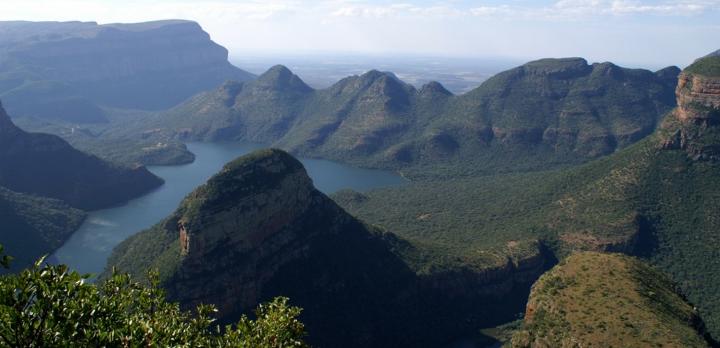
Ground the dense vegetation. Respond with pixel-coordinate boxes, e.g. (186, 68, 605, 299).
(510, 252, 713, 347)
(0, 247, 308, 347)
(0, 187, 85, 272)
(14, 113, 195, 166)
(104, 149, 539, 347)
(685, 56, 720, 77)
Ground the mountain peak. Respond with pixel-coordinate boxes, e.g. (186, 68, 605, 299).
(655, 66, 681, 81)
(255, 65, 313, 92)
(359, 69, 404, 83)
(177, 148, 313, 234)
(419, 81, 452, 96)
(522, 57, 591, 77)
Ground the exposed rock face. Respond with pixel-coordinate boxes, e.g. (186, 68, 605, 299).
(511, 252, 714, 348)
(660, 55, 720, 160)
(675, 72, 720, 123)
(0, 100, 163, 210)
(107, 149, 550, 347)
(0, 20, 254, 121)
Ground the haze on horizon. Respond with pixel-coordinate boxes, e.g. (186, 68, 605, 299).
(0, 0, 718, 69)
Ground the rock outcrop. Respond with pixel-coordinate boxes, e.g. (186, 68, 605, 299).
(106, 149, 549, 347)
(0, 100, 163, 210)
(660, 54, 720, 160)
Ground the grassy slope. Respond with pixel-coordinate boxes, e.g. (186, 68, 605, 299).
(510, 252, 710, 347)
(685, 56, 720, 77)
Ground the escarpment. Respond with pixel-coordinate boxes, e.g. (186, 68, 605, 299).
(675, 71, 720, 123)
(0, 20, 254, 121)
(660, 55, 720, 160)
(106, 149, 552, 347)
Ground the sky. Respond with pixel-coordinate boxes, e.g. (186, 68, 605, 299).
(0, 0, 719, 68)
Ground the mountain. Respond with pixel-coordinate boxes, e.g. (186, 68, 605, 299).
(510, 252, 714, 347)
(149, 58, 678, 178)
(0, 20, 254, 122)
(0, 100, 163, 210)
(335, 50, 720, 338)
(105, 149, 551, 347)
(0, 186, 85, 272)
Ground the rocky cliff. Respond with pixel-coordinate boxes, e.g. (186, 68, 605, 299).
(106, 149, 551, 347)
(0, 20, 254, 121)
(510, 252, 714, 347)
(660, 55, 720, 160)
(0, 100, 163, 209)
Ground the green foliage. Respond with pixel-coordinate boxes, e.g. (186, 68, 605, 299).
(685, 56, 720, 77)
(510, 253, 711, 348)
(0, 246, 10, 269)
(0, 257, 308, 347)
(0, 187, 85, 271)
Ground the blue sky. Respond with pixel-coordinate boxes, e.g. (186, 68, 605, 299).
(0, 0, 718, 68)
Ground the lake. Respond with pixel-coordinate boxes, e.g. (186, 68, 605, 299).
(50, 142, 405, 276)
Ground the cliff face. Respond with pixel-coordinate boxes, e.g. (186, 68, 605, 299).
(511, 252, 713, 348)
(675, 72, 720, 123)
(0, 100, 163, 210)
(106, 149, 550, 347)
(0, 20, 254, 121)
(660, 55, 720, 160)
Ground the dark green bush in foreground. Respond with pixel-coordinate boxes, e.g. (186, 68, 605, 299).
(0, 247, 307, 347)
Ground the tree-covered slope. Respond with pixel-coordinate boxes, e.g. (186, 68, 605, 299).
(0, 187, 85, 272)
(149, 58, 678, 178)
(105, 149, 551, 347)
(510, 252, 714, 347)
(0, 20, 254, 122)
(335, 51, 720, 339)
(0, 100, 163, 210)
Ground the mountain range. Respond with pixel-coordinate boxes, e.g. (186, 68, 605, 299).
(105, 51, 720, 343)
(337, 52, 720, 339)
(145, 58, 679, 178)
(1, 18, 718, 346)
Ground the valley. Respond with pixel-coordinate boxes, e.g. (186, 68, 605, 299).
(0, 14, 719, 348)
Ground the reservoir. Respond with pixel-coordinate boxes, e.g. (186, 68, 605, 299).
(50, 142, 405, 276)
